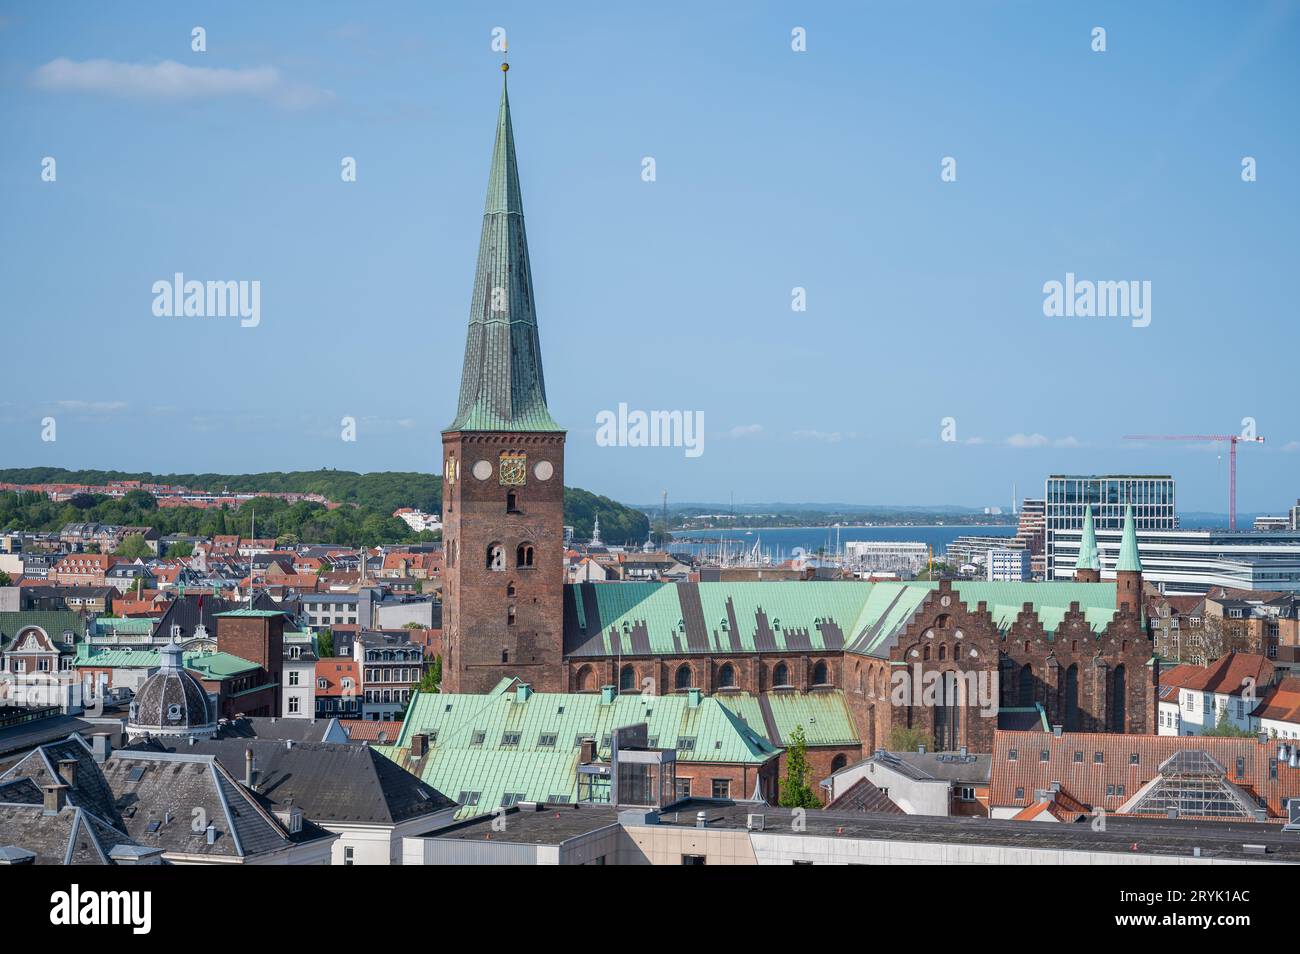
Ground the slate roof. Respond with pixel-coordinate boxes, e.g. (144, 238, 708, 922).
(445, 71, 562, 434)
(825, 777, 906, 814)
(0, 735, 334, 862)
(141, 738, 455, 825)
(563, 580, 1123, 660)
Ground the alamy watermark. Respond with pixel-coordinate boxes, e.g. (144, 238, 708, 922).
(152, 273, 260, 328)
(1042, 272, 1150, 328)
(595, 403, 704, 458)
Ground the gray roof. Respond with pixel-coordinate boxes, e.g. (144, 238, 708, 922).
(140, 738, 455, 825)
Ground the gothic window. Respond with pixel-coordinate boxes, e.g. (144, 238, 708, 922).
(938, 644, 947, 661)
(516, 542, 535, 568)
(717, 663, 736, 688)
(773, 661, 790, 687)
(619, 665, 636, 692)
(812, 660, 829, 685)
(830, 754, 848, 773)
(923, 645, 931, 661)
(675, 664, 693, 691)
(935, 614, 951, 630)
(486, 543, 505, 571)
(1018, 663, 1034, 706)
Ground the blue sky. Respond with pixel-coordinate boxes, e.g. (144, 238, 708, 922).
(1, 1, 1297, 513)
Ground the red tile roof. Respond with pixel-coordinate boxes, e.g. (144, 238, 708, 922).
(990, 729, 1300, 819)
(1252, 678, 1300, 724)
(339, 719, 405, 743)
(1178, 653, 1275, 695)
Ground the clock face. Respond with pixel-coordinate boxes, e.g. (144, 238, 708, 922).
(472, 460, 493, 481)
(498, 452, 527, 486)
(534, 460, 554, 481)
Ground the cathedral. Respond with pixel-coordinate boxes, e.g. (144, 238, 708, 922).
(440, 67, 1157, 757)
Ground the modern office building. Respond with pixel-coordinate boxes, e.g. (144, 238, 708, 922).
(1052, 526, 1300, 594)
(986, 548, 1031, 582)
(1044, 475, 1178, 578)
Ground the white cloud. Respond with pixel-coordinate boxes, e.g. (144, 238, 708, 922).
(56, 400, 127, 414)
(794, 429, 851, 443)
(30, 58, 331, 108)
(1006, 432, 1050, 448)
(728, 424, 762, 438)
(1005, 433, 1081, 449)
(1282, 441, 1300, 453)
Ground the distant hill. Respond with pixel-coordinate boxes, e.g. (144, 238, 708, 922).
(0, 468, 648, 547)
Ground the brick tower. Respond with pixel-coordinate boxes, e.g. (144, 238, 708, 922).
(441, 65, 567, 694)
(1115, 505, 1143, 615)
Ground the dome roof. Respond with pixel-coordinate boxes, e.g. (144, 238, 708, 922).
(127, 639, 214, 738)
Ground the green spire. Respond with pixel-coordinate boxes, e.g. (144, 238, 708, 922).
(446, 67, 562, 434)
(1117, 504, 1142, 573)
(1075, 505, 1101, 572)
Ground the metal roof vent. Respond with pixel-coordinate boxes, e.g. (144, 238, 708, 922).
(695, 811, 707, 829)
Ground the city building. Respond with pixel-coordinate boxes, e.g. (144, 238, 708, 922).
(986, 548, 1031, 582)
(821, 749, 991, 816)
(315, 658, 361, 720)
(282, 629, 318, 719)
(1050, 526, 1300, 594)
(354, 632, 426, 721)
(843, 540, 928, 575)
(1157, 653, 1276, 736)
(1044, 474, 1178, 578)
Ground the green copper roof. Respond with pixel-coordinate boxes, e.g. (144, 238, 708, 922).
(1117, 504, 1143, 572)
(564, 580, 1123, 661)
(445, 73, 562, 434)
(1075, 504, 1101, 571)
(378, 680, 779, 818)
(74, 644, 261, 677)
(718, 691, 861, 747)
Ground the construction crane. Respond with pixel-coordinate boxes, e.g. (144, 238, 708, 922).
(1123, 434, 1265, 530)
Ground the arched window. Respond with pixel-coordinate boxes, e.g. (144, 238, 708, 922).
(506, 582, 516, 597)
(923, 645, 931, 661)
(935, 614, 950, 630)
(486, 543, 505, 571)
(938, 644, 947, 661)
(830, 753, 849, 773)
(717, 663, 736, 688)
(674, 664, 693, 691)
(507, 605, 516, 627)
(1018, 663, 1034, 707)
(812, 660, 829, 685)
(619, 664, 636, 692)
(516, 543, 535, 568)
(773, 661, 790, 687)
(1110, 665, 1126, 732)
(574, 665, 595, 692)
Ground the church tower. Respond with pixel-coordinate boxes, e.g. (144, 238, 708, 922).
(441, 65, 567, 694)
(1115, 504, 1143, 616)
(1073, 505, 1101, 583)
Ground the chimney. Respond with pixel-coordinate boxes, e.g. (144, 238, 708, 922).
(600, 685, 616, 705)
(205, 824, 217, 845)
(244, 747, 257, 788)
(91, 732, 112, 764)
(687, 687, 702, 709)
(57, 758, 78, 789)
(515, 683, 533, 704)
(42, 783, 68, 815)
(1052, 724, 1063, 737)
(579, 737, 597, 764)
(411, 733, 428, 758)
(917, 744, 926, 755)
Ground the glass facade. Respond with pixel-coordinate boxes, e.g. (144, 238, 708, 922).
(1044, 475, 1177, 576)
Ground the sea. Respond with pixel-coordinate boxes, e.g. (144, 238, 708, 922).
(668, 525, 1016, 561)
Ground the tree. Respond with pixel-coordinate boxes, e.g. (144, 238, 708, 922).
(888, 725, 935, 753)
(777, 724, 822, 809)
(1203, 707, 1254, 738)
(316, 628, 334, 658)
(0, 570, 11, 587)
(115, 533, 153, 560)
(416, 656, 442, 694)
(167, 540, 194, 558)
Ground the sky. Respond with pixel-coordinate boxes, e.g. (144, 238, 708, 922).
(1, 1, 1297, 513)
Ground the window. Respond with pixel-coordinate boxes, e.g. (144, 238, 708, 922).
(1007, 748, 1018, 762)
(1130, 753, 1140, 765)
(500, 792, 526, 808)
(471, 730, 486, 746)
(1015, 787, 1025, 800)
(717, 663, 736, 688)
(682, 855, 706, 865)
(288, 696, 300, 714)
(1094, 751, 1104, 764)
(812, 660, 829, 684)
(506, 491, 519, 513)
(619, 665, 636, 692)
(1073, 750, 1084, 763)
(516, 543, 535, 568)
(538, 733, 557, 748)
(501, 731, 521, 747)
(772, 662, 790, 687)
(675, 777, 692, 800)
(1040, 750, 1049, 762)
(458, 791, 481, 807)
(344, 846, 354, 866)
(711, 779, 731, 799)
(957, 786, 976, 801)
(486, 543, 505, 571)
(674, 664, 693, 691)
(677, 737, 697, 751)
(288, 671, 299, 686)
